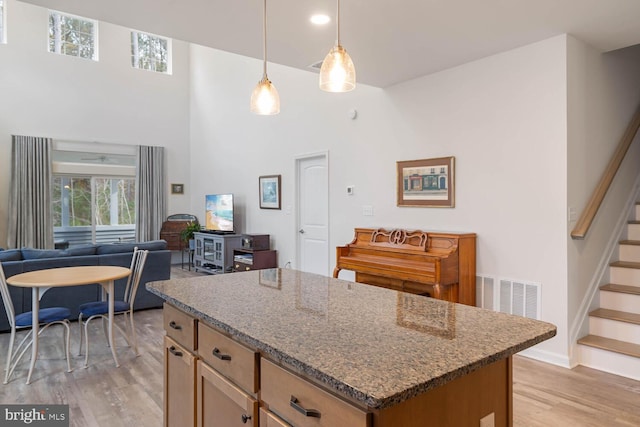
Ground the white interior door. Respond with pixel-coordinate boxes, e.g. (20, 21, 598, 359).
(296, 153, 329, 275)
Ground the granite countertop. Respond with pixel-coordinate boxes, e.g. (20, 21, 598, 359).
(147, 268, 556, 410)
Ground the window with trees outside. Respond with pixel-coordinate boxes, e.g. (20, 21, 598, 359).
(131, 31, 170, 73)
(53, 176, 136, 246)
(48, 10, 97, 60)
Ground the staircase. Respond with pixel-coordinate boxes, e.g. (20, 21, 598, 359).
(577, 204, 640, 381)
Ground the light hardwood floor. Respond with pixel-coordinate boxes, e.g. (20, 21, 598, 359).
(1, 266, 639, 426)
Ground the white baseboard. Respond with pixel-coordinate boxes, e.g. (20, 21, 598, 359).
(516, 347, 572, 368)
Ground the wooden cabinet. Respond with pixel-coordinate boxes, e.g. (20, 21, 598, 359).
(164, 303, 198, 427)
(233, 249, 277, 272)
(193, 232, 242, 274)
(164, 336, 196, 427)
(164, 304, 371, 427)
(164, 303, 260, 427)
(233, 234, 277, 272)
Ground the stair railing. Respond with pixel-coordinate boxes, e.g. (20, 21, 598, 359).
(571, 105, 640, 239)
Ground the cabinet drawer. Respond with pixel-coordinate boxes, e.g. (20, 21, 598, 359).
(197, 360, 258, 427)
(261, 359, 370, 427)
(259, 408, 290, 427)
(198, 322, 259, 394)
(164, 303, 197, 352)
(234, 262, 253, 272)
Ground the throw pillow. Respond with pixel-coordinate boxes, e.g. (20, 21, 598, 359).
(65, 245, 98, 256)
(135, 240, 168, 251)
(96, 243, 137, 255)
(0, 249, 23, 262)
(21, 248, 67, 260)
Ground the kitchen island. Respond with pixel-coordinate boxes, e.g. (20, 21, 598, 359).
(147, 268, 556, 427)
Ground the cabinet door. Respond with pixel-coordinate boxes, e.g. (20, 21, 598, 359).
(197, 360, 258, 427)
(204, 238, 215, 262)
(195, 235, 203, 258)
(164, 336, 196, 427)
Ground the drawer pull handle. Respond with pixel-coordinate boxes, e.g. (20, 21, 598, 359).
(212, 347, 232, 361)
(290, 396, 321, 418)
(241, 414, 252, 424)
(168, 346, 183, 357)
(169, 321, 182, 330)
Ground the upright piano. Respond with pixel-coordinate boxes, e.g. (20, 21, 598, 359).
(333, 228, 476, 306)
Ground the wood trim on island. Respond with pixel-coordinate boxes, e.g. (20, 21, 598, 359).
(333, 228, 477, 306)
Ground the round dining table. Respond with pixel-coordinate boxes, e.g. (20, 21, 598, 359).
(6, 265, 131, 384)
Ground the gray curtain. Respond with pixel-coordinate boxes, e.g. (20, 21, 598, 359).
(136, 145, 166, 242)
(7, 135, 54, 249)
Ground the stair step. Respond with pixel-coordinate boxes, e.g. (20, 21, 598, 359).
(589, 308, 640, 325)
(600, 283, 640, 295)
(599, 287, 640, 314)
(619, 239, 640, 246)
(618, 241, 640, 262)
(627, 223, 640, 240)
(609, 260, 640, 269)
(609, 262, 640, 285)
(578, 335, 640, 358)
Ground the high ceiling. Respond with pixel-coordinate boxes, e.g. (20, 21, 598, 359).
(18, 0, 640, 88)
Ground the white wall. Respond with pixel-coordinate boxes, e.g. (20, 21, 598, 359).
(189, 36, 571, 361)
(0, 0, 191, 246)
(566, 38, 640, 362)
(7, 0, 640, 366)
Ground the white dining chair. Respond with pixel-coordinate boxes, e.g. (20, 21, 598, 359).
(77, 248, 148, 367)
(0, 263, 72, 384)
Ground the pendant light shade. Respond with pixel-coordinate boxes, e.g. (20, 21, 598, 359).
(250, 77, 280, 115)
(319, 0, 356, 92)
(250, 0, 280, 115)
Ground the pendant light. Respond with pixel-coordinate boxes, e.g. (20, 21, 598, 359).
(250, 0, 280, 115)
(319, 0, 356, 92)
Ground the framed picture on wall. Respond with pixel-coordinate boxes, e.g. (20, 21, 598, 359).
(171, 183, 184, 195)
(397, 156, 455, 207)
(259, 175, 281, 209)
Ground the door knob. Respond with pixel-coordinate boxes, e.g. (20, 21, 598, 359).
(299, 229, 305, 234)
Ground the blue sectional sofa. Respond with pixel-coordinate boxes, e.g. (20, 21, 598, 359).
(0, 240, 171, 333)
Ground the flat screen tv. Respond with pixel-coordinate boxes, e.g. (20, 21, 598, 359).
(205, 194, 234, 233)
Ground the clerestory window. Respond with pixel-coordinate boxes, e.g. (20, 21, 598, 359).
(48, 10, 97, 60)
(131, 30, 171, 73)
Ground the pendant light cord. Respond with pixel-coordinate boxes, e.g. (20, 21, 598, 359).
(336, 0, 341, 45)
(263, 0, 268, 78)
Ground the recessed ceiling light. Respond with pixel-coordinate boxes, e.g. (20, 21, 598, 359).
(310, 14, 330, 25)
